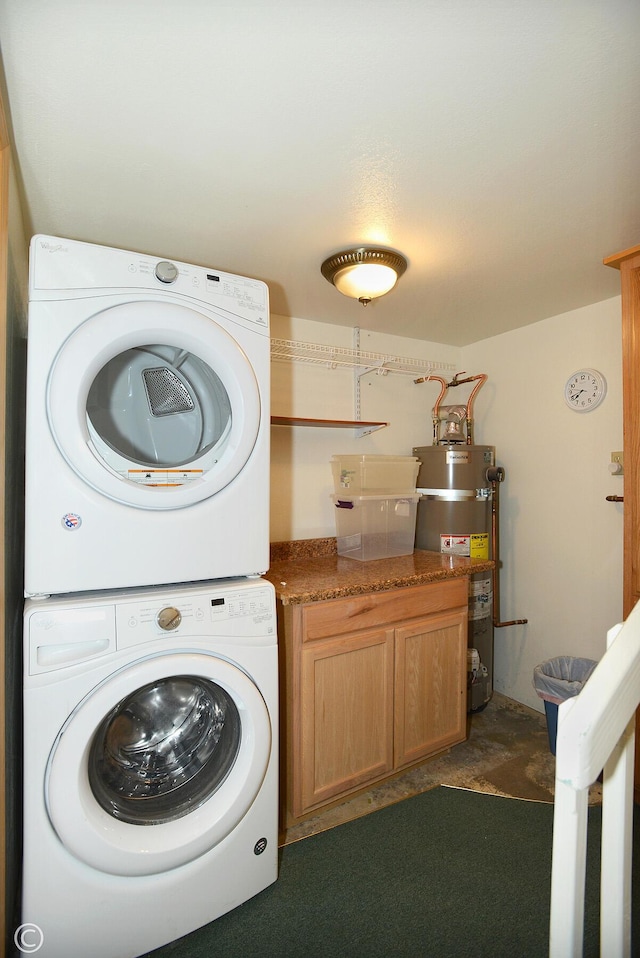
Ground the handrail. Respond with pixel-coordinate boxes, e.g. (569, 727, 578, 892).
(549, 602, 640, 957)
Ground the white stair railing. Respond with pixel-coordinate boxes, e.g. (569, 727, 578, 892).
(549, 603, 640, 957)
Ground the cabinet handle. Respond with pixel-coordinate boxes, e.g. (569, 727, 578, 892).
(606, 495, 624, 502)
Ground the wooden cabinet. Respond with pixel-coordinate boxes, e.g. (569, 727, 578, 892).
(279, 578, 468, 824)
(605, 243, 640, 801)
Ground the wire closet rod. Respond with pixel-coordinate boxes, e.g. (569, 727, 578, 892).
(270, 338, 457, 376)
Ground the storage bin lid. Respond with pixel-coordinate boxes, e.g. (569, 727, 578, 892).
(331, 493, 420, 503)
(330, 455, 419, 462)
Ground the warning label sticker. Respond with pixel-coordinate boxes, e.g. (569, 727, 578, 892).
(127, 469, 204, 487)
(469, 576, 492, 620)
(440, 533, 489, 559)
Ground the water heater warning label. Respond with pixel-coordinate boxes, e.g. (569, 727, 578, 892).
(469, 576, 492, 620)
(440, 533, 489, 558)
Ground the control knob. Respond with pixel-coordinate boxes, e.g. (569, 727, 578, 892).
(157, 606, 182, 631)
(155, 260, 179, 284)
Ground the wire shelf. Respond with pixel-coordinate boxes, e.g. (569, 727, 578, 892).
(270, 338, 456, 376)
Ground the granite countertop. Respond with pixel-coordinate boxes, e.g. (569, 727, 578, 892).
(264, 538, 495, 605)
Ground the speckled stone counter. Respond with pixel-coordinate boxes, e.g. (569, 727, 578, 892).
(264, 538, 494, 605)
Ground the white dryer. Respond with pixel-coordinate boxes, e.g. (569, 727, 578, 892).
(24, 235, 270, 597)
(22, 577, 278, 958)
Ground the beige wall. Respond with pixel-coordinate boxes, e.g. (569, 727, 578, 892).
(270, 315, 459, 541)
(270, 297, 624, 712)
(464, 296, 623, 710)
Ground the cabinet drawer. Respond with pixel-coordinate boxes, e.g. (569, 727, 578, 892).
(301, 578, 468, 641)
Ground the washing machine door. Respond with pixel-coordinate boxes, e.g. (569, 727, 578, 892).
(45, 652, 272, 876)
(46, 301, 262, 509)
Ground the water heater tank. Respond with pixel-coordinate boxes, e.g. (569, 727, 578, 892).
(413, 444, 496, 712)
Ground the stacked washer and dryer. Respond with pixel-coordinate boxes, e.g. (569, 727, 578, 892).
(21, 237, 277, 958)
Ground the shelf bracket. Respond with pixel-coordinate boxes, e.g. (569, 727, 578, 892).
(353, 326, 362, 423)
(354, 421, 387, 438)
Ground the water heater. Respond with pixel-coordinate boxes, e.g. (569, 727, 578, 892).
(413, 443, 498, 712)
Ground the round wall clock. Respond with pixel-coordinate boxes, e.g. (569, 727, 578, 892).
(564, 368, 607, 412)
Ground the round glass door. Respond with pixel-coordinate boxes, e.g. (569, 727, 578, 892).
(46, 652, 272, 876)
(86, 344, 232, 475)
(46, 301, 262, 510)
(89, 675, 240, 826)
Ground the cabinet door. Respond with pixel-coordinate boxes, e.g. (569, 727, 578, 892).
(394, 610, 467, 769)
(298, 627, 394, 816)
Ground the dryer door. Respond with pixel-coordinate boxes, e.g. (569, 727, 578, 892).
(46, 301, 262, 509)
(45, 652, 272, 876)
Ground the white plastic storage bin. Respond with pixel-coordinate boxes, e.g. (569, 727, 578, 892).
(332, 494, 419, 561)
(331, 455, 419, 495)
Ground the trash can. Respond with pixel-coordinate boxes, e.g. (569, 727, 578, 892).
(533, 656, 598, 755)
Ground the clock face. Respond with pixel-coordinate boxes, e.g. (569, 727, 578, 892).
(564, 369, 607, 412)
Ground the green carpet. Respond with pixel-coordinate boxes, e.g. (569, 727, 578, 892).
(144, 785, 638, 958)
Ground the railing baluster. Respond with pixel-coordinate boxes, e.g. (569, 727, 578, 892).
(549, 608, 640, 957)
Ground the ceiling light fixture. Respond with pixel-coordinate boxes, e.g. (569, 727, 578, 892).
(321, 247, 408, 306)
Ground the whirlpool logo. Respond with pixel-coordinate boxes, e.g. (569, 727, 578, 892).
(39, 241, 68, 254)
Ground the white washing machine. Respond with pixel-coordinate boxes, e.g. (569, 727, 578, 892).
(24, 235, 271, 597)
(22, 577, 278, 958)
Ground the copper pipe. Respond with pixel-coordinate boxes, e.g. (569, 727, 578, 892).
(414, 371, 488, 446)
(491, 475, 528, 628)
(443, 372, 488, 445)
(413, 375, 449, 444)
(452, 373, 487, 444)
(446, 372, 486, 387)
(414, 373, 448, 391)
(430, 378, 449, 440)
(465, 374, 487, 423)
(413, 374, 448, 409)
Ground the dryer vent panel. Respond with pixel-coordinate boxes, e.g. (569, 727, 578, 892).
(143, 367, 195, 417)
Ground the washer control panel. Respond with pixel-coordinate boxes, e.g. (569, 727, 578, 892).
(115, 582, 276, 650)
(25, 580, 276, 674)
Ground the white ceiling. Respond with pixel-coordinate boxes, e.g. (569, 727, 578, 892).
(0, 0, 638, 346)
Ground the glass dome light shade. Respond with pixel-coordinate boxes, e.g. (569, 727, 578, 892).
(321, 247, 408, 305)
(333, 263, 399, 300)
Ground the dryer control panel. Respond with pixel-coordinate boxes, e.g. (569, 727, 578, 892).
(29, 234, 269, 331)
